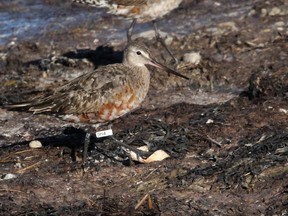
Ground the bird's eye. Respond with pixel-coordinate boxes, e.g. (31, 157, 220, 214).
(136, 51, 142, 55)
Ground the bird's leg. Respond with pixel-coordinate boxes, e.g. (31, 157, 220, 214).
(153, 20, 178, 65)
(82, 132, 91, 166)
(82, 123, 112, 168)
(127, 19, 137, 42)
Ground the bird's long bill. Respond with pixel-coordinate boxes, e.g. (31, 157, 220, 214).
(148, 58, 189, 80)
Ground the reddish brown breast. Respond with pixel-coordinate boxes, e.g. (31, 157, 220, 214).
(76, 84, 143, 123)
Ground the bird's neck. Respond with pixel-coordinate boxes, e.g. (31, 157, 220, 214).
(127, 65, 150, 91)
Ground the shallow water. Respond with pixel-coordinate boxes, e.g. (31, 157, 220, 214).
(0, 0, 252, 45)
(0, 0, 103, 45)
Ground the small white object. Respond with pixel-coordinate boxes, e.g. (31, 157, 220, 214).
(96, 129, 113, 138)
(93, 38, 99, 44)
(143, 150, 170, 163)
(279, 108, 288, 114)
(2, 173, 17, 180)
(214, 2, 221, 6)
(269, 7, 281, 16)
(14, 162, 22, 169)
(206, 119, 214, 124)
(183, 52, 201, 65)
(129, 146, 170, 163)
(164, 36, 173, 46)
(8, 40, 16, 47)
(29, 140, 42, 148)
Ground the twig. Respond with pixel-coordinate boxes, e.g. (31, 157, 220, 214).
(135, 192, 153, 210)
(15, 161, 41, 173)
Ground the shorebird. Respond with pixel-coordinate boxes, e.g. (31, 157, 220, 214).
(72, 0, 183, 64)
(6, 41, 188, 163)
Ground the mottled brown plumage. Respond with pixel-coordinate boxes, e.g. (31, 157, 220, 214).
(73, 0, 183, 63)
(7, 41, 188, 124)
(73, 0, 183, 23)
(6, 41, 188, 164)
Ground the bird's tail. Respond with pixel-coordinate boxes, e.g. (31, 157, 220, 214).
(4, 97, 57, 114)
(4, 102, 33, 109)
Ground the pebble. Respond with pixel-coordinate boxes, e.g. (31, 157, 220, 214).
(29, 140, 43, 148)
(279, 108, 288, 114)
(261, 8, 268, 17)
(269, 7, 281, 16)
(183, 52, 201, 65)
(274, 21, 285, 31)
(164, 35, 173, 46)
(206, 119, 214, 124)
(247, 9, 256, 17)
(2, 173, 17, 180)
(274, 21, 285, 27)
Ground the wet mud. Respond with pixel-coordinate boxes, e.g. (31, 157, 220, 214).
(0, 0, 288, 215)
